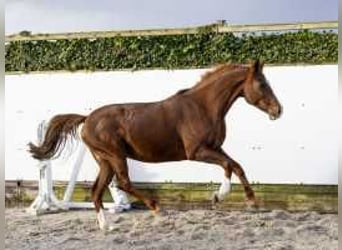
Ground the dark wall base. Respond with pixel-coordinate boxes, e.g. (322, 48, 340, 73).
(5, 180, 338, 213)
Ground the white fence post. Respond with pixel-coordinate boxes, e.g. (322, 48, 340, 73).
(62, 143, 86, 207)
(108, 178, 131, 213)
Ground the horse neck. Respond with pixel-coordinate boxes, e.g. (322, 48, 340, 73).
(192, 69, 247, 120)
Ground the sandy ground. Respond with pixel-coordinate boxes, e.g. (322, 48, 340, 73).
(5, 208, 338, 250)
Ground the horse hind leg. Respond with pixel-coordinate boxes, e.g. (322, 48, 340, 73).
(108, 156, 160, 214)
(87, 133, 160, 216)
(90, 154, 115, 231)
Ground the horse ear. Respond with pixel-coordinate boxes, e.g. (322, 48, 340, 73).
(248, 59, 258, 76)
(246, 59, 263, 86)
(251, 59, 264, 74)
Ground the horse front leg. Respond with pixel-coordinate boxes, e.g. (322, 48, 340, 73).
(193, 147, 256, 207)
(218, 149, 257, 207)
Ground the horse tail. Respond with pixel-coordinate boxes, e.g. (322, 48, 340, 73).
(28, 114, 86, 161)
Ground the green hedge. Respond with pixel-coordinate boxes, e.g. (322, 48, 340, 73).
(5, 30, 337, 72)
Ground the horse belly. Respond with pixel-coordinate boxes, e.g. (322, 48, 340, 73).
(125, 133, 186, 162)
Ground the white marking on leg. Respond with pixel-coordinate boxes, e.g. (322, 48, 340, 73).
(217, 177, 231, 201)
(97, 208, 107, 230)
(97, 208, 115, 231)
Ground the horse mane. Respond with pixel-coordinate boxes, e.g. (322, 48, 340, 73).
(193, 63, 249, 90)
(174, 63, 249, 95)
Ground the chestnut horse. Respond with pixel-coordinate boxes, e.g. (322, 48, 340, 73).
(28, 59, 282, 230)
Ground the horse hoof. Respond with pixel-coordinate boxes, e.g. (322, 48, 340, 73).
(211, 192, 220, 204)
(245, 199, 259, 211)
(107, 225, 116, 232)
(148, 199, 160, 214)
(152, 206, 161, 216)
(99, 223, 116, 232)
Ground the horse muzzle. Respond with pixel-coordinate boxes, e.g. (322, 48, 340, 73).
(268, 105, 283, 120)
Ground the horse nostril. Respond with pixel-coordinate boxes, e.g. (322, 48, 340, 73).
(278, 105, 283, 117)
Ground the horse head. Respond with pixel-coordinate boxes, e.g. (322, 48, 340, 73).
(242, 59, 283, 120)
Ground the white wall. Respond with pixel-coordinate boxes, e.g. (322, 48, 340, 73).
(5, 65, 338, 184)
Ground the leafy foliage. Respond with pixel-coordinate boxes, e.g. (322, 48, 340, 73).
(5, 30, 337, 72)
